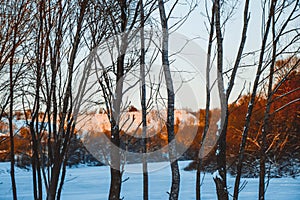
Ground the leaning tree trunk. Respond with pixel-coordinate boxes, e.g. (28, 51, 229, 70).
(158, 1, 180, 199)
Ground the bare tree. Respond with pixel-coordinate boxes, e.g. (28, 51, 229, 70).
(213, 1, 229, 198)
(258, 3, 277, 199)
(19, 1, 89, 199)
(158, 1, 180, 199)
(89, 1, 151, 199)
(139, 1, 149, 199)
(196, 2, 215, 199)
(105, 1, 132, 199)
(207, 0, 250, 199)
(84, 1, 159, 199)
(0, 1, 31, 199)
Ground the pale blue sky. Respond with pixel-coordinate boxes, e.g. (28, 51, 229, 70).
(121, 1, 266, 111)
(166, 0, 265, 109)
(95, 1, 296, 112)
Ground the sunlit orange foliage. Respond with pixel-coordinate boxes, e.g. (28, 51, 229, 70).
(269, 58, 300, 157)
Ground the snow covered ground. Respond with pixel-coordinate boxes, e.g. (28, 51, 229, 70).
(1, 161, 300, 200)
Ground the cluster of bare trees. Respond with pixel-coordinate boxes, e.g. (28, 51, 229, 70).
(1, 1, 102, 199)
(198, 0, 300, 200)
(1, 1, 91, 199)
(1, 0, 299, 200)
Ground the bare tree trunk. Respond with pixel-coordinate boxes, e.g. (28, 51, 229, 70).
(9, 76, 17, 200)
(9, 24, 18, 200)
(109, 120, 122, 200)
(259, 4, 276, 199)
(196, 3, 215, 200)
(158, 1, 180, 199)
(140, 1, 149, 199)
(108, 45, 126, 199)
(229, 1, 251, 199)
(56, 160, 67, 200)
(108, 1, 127, 198)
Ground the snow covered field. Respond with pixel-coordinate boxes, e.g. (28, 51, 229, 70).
(1, 161, 300, 199)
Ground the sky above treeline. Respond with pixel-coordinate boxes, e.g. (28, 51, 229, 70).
(152, 0, 272, 110)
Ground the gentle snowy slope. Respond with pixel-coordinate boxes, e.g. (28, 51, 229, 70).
(1, 161, 300, 200)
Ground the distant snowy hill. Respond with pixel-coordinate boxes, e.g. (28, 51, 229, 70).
(76, 109, 198, 135)
(75, 109, 200, 164)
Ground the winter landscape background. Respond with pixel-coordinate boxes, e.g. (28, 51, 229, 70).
(1, 0, 300, 199)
